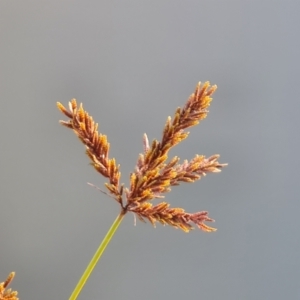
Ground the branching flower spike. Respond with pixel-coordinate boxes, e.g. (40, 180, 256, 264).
(57, 82, 227, 232)
(0, 273, 18, 300)
(57, 82, 227, 299)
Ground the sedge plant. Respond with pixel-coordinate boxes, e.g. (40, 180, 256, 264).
(57, 82, 227, 299)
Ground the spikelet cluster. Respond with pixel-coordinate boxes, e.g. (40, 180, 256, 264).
(57, 82, 227, 232)
(0, 273, 18, 300)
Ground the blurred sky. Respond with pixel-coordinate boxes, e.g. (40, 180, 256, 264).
(1, 1, 300, 299)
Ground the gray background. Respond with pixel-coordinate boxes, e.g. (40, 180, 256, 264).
(1, 1, 299, 299)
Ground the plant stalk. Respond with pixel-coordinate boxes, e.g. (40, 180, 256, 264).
(69, 211, 125, 300)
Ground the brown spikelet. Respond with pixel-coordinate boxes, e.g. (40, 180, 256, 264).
(57, 99, 122, 204)
(0, 272, 18, 300)
(57, 82, 227, 232)
(128, 201, 217, 232)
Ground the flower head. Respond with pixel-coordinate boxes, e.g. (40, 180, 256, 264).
(57, 82, 227, 232)
(0, 273, 18, 300)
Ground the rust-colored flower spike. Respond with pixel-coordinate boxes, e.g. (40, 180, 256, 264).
(57, 82, 227, 232)
(0, 273, 18, 300)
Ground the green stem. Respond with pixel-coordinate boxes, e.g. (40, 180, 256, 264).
(69, 211, 125, 300)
